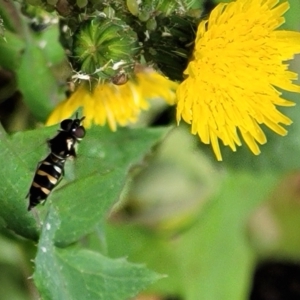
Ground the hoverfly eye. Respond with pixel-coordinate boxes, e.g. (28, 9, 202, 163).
(74, 126, 85, 139)
(60, 119, 73, 131)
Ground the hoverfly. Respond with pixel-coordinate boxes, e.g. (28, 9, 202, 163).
(26, 116, 86, 210)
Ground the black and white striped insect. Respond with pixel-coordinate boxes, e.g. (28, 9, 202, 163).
(26, 116, 86, 210)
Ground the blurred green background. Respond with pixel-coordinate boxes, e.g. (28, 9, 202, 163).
(1, 0, 300, 299)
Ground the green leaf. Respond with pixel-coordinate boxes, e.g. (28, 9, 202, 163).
(174, 172, 277, 300)
(15, 23, 66, 121)
(105, 171, 278, 300)
(283, 0, 300, 30)
(16, 32, 60, 121)
(52, 126, 169, 245)
(0, 1, 26, 70)
(0, 30, 24, 70)
(34, 26, 66, 66)
(0, 125, 39, 241)
(105, 224, 183, 296)
(34, 208, 161, 300)
(0, 1, 64, 121)
(0, 0, 25, 34)
(1, 124, 168, 243)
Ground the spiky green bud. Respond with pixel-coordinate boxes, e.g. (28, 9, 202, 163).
(73, 17, 138, 81)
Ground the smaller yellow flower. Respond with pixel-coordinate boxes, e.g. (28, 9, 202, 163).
(176, 0, 300, 161)
(46, 69, 178, 131)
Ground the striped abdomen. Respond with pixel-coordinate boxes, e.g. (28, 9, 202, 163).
(27, 153, 65, 211)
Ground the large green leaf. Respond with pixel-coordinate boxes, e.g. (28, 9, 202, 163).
(0, 30, 24, 70)
(104, 171, 278, 300)
(173, 172, 277, 300)
(105, 224, 184, 297)
(0, 124, 169, 243)
(283, 0, 300, 30)
(0, 0, 26, 69)
(16, 31, 61, 121)
(0, 125, 39, 241)
(34, 208, 161, 300)
(52, 126, 169, 245)
(0, 1, 65, 121)
(34, 26, 66, 66)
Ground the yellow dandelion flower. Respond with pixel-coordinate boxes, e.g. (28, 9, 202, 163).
(46, 69, 178, 131)
(176, 0, 300, 161)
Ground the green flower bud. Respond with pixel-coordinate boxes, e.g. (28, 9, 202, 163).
(138, 10, 150, 22)
(73, 17, 139, 81)
(76, 0, 88, 9)
(126, 0, 139, 16)
(146, 18, 157, 31)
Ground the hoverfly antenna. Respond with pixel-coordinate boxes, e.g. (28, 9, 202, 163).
(80, 116, 86, 122)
